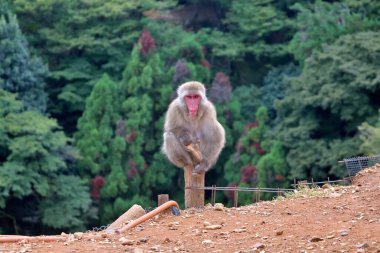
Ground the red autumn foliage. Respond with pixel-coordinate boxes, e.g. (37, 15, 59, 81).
(125, 130, 137, 143)
(275, 175, 284, 181)
(138, 29, 156, 55)
(127, 160, 139, 179)
(253, 143, 265, 155)
(201, 59, 210, 68)
(246, 122, 258, 130)
(240, 165, 257, 183)
(224, 183, 237, 200)
(91, 176, 105, 200)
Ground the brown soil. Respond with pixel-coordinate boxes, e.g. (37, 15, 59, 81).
(1, 166, 380, 253)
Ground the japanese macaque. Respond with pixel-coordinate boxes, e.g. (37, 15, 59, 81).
(162, 81, 225, 174)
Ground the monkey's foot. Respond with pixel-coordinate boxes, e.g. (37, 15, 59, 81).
(193, 164, 206, 175)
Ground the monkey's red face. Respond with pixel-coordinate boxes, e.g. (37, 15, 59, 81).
(185, 94, 201, 118)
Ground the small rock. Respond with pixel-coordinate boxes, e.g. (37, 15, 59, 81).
(168, 221, 180, 230)
(275, 230, 284, 236)
(73, 232, 83, 240)
(119, 237, 134, 246)
(67, 234, 75, 242)
(341, 231, 349, 237)
(310, 236, 323, 242)
(322, 183, 330, 189)
(233, 228, 247, 233)
(169, 221, 180, 226)
(356, 243, 369, 248)
(202, 239, 213, 245)
(203, 221, 212, 226)
(139, 237, 149, 243)
(205, 225, 222, 230)
(220, 231, 230, 239)
(326, 234, 335, 239)
(150, 245, 160, 251)
(252, 242, 265, 249)
(135, 225, 144, 232)
(214, 203, 224, 211)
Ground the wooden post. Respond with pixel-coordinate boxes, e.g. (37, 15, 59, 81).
(184, 165, 205, 209)
(157, 194, 170, 214)
(158, 194, 169, 206)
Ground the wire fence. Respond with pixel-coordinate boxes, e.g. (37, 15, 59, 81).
(341, 154, 380, 179)
(187, 185, 295, 208)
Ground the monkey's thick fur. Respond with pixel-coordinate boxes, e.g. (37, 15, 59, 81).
(162, 81, 225, 173)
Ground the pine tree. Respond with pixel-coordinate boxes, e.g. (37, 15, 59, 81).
(0, 5, 47, 113)
(93, 29, 171, 223)
(74, 74, 125, 225)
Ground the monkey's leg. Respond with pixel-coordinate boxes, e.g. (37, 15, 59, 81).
(194, 160, 210, 174)
(163, 132, 193, 168)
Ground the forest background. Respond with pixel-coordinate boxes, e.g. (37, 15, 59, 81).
(0, 0, 379, 235)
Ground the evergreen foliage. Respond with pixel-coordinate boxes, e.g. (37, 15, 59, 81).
(0, 89, 91, 233)
(74, 74, 125, 224)
(203, 0, 295, 59)
(92, 30, 170, 222)
(224, 106, 287, 204)
(277, 31, 380, 179)
(260, 63, 300, 122)
(12, 0, 150, 133)
(0, 6, 47, 113)
(289, 1, 380, 63)
(359, 110, 380, 155)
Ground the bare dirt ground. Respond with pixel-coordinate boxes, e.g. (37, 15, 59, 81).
(1, 166, 380, 253)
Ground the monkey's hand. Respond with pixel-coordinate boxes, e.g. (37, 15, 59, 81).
(193, 160, 209, 174)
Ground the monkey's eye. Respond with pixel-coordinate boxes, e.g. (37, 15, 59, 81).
(186, 95, 200, 100)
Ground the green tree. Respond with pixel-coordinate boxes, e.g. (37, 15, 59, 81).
(260, 63, 300, 123)
(203, 0, 294, 60)
(12, 0, 150, 134)
(0, 89, 92, 234)
(94, 30, 170, 222)
(289, 1, 379, 63)
(0, 5, 47, 113)
(277, 31, 380, 180)
(75, 74, 125, 225)
(223, 106, 287, 204)
(358, 110, 380, 155)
